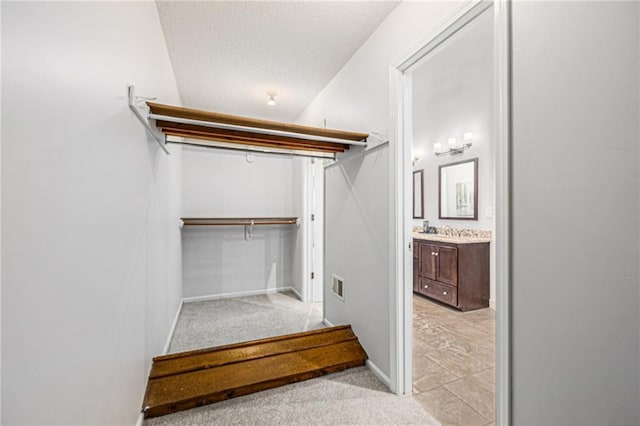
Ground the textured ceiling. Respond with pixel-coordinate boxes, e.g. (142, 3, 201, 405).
(156, 1, 400, 122)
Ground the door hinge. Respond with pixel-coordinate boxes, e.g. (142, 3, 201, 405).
(311, 272, 315, 279)
(311, 214, 315, 221)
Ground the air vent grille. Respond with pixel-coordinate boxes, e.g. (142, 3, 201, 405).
(332, 274, 345, 301)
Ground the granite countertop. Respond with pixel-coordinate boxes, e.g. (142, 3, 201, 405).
(412, 232, 492, 244)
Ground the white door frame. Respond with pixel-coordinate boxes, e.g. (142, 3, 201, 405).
(389, 0, 511, 424)
(302, 158, 324, 303)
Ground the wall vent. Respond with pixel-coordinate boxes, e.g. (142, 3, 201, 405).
(332, 274, 345, 301)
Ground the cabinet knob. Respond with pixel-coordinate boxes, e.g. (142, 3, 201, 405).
(425, 285, 429, 289)
(434, 253, 439, 256)
(443, 291, 448, 295)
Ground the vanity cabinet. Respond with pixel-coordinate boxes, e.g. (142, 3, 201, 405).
(413, 238, 489, 311)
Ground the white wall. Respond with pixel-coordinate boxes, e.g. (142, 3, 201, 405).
(182, 147, 293, 217)
(181, 148, 300, 299)
(1, 2, 182, 425)
(296, 0, 464, 380)
(411, 8, 495, 304)
(324, 144, 390, 377)
(511, 2, 639, 424)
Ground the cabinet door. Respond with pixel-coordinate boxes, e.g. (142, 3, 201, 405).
(436, 245, 458, 286)
(419, 244, 437, 280)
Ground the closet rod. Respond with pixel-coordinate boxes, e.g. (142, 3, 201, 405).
(128, 86, 170, 155)
(166, 136, 336, 160)
(180, 217, 299, 227)
(150, 113, 368, 146)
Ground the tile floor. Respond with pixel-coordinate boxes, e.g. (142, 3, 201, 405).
(413, 295, 495, 426)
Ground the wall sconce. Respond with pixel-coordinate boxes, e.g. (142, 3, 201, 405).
(412, 149, 423, 166)
(434, 132, 473, 156)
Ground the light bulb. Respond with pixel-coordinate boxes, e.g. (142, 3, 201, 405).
(447, 137, 457, 147)
(464, 132, 473, 142)
(434, 142, 442, 151)
(266, 91, 277, 106)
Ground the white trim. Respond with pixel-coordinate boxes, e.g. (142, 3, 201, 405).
(162, 299, 184, 355)
(494, 0, 512, 424)
(393, 0, 488, 70)
(289, 286, 303, 301)
(135, 413, 143, 426)
(490, 298, 496, 310)
(366, 359, 391, 390)
(322, 318, 335, 328)
(302, 157, 311, 302)
(182, 287, 299, 304)
(389, 63, 405, 395)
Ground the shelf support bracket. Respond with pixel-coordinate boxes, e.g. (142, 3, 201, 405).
(244, 220, 255, 241)
(128, 85, 170, 155)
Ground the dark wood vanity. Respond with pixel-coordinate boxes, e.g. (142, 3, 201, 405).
(413, 237, 489, 311)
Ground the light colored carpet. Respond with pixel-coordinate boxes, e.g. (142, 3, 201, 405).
(145, 367, 439, 426)
(169, 291, 324, 353)
(148, 291, 439, 425)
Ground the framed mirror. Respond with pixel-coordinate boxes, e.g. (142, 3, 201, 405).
(413, 169, 424, 219)
(439, 158, 478, 220)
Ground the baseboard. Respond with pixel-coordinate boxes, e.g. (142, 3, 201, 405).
(366, 359, 391, 389)
(289, 286, 303, 301)
(182, 287, 297, 304)
(162, 299, 184, 355)
(135, 413, 144, 426)
(489, 298, 496, 310)
(323, 319, 387, 388)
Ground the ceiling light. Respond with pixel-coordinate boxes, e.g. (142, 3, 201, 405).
(267, 92, 277, 106)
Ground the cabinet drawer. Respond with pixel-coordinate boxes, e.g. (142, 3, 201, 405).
(418, 278, 457, 307)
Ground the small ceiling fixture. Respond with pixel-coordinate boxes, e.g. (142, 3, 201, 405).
(266, 91, 277, 106)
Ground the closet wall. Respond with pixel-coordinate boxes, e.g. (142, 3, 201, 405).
(181, 147, 301, 300)
(1, 2, 182, 424)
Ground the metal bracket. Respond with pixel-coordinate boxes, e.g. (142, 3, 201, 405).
(127, 85, 170, 155)
(244, 220, 255, 241)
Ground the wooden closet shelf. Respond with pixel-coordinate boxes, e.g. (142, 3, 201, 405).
(180, 217, 299, 227)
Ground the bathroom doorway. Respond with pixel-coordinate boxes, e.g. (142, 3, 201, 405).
(391, 1, 511, 424)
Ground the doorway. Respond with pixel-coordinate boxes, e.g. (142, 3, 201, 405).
(390, 0, 511, 424)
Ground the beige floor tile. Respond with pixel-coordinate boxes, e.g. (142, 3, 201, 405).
(415, 387, 490, 426)
(439, 320, 492, 341)
(413, 333, 435, 356)
(461, 307, 495, 321)
(472, 368, 495, 388)
(413, 355, 459, 392)
(444, 374, 495, 420)
(413, 296, 495, 426)
(425, 346, 491, 377)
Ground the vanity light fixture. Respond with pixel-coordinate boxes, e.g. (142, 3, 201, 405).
(266, 91, 277, 106)
(434, 132, 473, 156)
